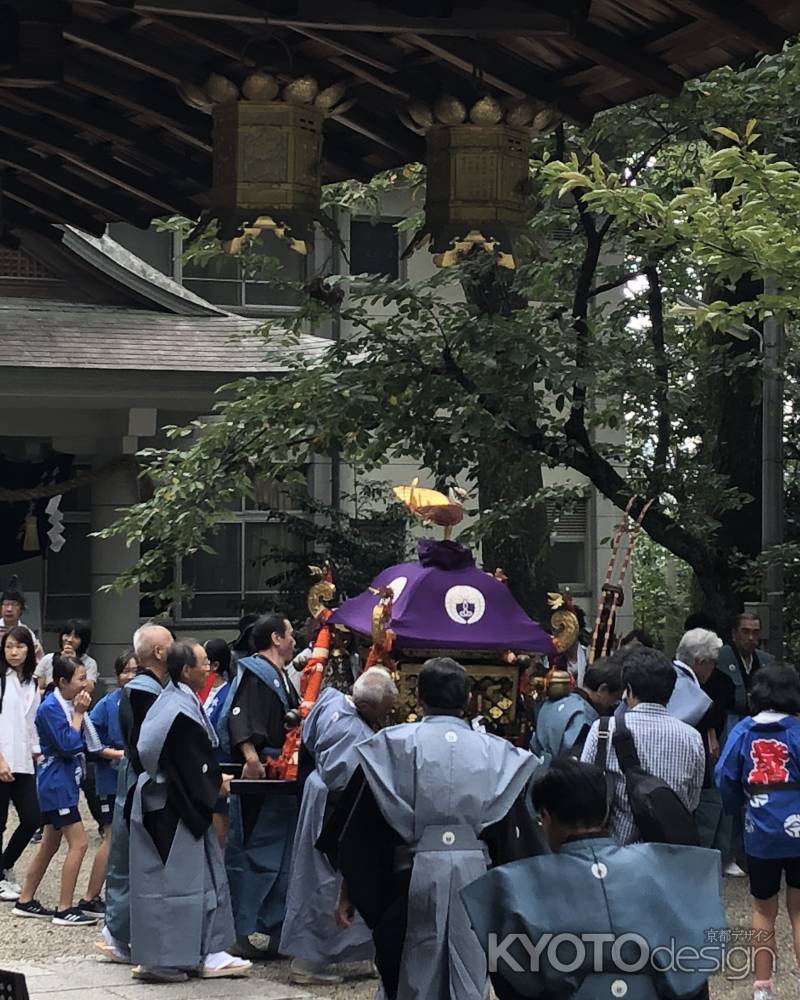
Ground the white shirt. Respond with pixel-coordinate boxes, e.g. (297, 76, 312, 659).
(1, 620, 44, 662)
(566, 644, 588, 687)
(0, 669, 40, 773)
(35, 652, 99, 686)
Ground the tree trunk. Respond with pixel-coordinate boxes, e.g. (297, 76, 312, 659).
(477, 453, 558, 621)
(460, 251, 557, 620)
(694, 274, 764, 621)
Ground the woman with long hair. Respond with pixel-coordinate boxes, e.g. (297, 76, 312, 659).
(0, 627, 41, 901)
(13, 654, 102, 926)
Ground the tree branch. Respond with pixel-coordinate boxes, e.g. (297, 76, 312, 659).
(644, 264, 670, 473)
(588, 269, 648, 300)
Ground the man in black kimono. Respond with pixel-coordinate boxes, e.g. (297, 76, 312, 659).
(218, 613, 300, 959)
(98, 623, 170, 963)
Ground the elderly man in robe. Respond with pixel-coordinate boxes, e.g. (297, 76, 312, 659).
(128, 640, 250, 983)
(332, 656, 538, 1000)
(97, 623, 170, 964)
(215, 612, 300, 959)
(280, 668, 398, 986)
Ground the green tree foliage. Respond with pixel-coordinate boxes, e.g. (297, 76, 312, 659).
(102, 46, 800, 635)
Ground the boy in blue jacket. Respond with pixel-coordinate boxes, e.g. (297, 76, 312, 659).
(13, 655, 102, 926)
(716, 663, 800, 1000)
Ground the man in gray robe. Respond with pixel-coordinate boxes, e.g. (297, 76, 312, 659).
(280, 669, 398, 986)
(462, 758, 725, 1000)
(531, 658, 622, 762)
(128, 640, 250, 983)
(98, 623, 170, 964)
(333, 657, 538, 1000)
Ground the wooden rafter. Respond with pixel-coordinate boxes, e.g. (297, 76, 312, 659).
(0, 110, 198, 215)
(1, 174, 107, 236)
(668, 0, 787, 52)
(260, 1, 571, 36)
(401, 34, 593, 125)
(2, 91, 209, 186)
(81, 0, 572, 34)
(330, 109, 422, 159)
(570, 24, 686, 97)
(64, 57, 212, 152)
(65, 16, 198, 85)
(287, 25, 400, 74)
(0, 140, 154, 224)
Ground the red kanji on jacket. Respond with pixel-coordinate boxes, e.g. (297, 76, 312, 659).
(748, 738, 791, 785)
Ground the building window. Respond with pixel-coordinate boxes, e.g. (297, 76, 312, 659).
(107, 223, 175, 276)
(44, 520, 92, 625)
(181, 237, 306, 312)
(106, 223, 306, 314)
(547, 497, 589, 591)
(175, 478, 306, 624)
(349, 219, 400, 279)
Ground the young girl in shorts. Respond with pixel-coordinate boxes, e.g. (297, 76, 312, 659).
(716, 663, 800, 1000)
(13, 654, 102, 926)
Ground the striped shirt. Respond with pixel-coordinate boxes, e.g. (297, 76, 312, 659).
(581, 703, 705, 844)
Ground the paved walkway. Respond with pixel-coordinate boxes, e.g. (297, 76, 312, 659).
(1, 959, 313, 1000)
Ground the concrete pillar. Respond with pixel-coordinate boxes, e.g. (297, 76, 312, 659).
(90, 454, 140, 681)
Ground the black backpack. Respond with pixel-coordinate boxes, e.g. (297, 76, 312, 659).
(595, 713, 700, 846)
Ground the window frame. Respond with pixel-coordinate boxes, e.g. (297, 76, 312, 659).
(173, 498, 307, 627)
(348, 215, 406, 281)
(548, 496, 591, 595)
(43, 511, 93, 628)
(176, 232, 309, 319)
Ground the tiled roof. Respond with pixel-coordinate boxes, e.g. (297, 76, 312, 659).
(0, 298, 327, 373)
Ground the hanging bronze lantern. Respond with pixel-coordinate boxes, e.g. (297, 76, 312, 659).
(401, 95, 553, 269)
(191, 72, 350, 254)
(417, 122, 530, 268)
(210, 99, 324, 254)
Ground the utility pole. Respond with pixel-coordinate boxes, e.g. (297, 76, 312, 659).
(761, 279, 785, 659)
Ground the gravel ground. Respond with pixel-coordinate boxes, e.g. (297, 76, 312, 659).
(1, 822, 798, 999)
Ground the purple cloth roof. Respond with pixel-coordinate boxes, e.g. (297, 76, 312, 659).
(329, 541, 555, 653)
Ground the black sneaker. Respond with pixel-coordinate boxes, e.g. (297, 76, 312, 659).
(29, 829, 42, 844)
(78, 896, 105, 914)
(52, 907, 98, 926)
(13, 899, 54, 919)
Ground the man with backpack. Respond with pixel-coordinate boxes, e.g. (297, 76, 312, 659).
(581, 647, 705, 844)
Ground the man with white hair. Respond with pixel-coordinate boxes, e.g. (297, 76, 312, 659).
(674, 628, 741, 875)
(280, 669, 398, 986)
(97, 623, 171, 963)
(668, 628, 717, 727)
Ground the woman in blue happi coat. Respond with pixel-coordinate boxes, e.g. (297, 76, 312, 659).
(79, 648, 138, 912)
(716, 663, 800, 1000)
(203, 638, 234, 849)
(14, 654, 103, 926)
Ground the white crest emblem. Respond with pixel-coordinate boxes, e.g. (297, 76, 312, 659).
(444, 585, 486, 625)
(785, 814, 800, 838)
(385, 575, 408, 601)
(750, 794, 769, 808)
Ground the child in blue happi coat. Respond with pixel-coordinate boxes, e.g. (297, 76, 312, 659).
(78, 648, 138, 913)
(203, 638, 234, 849)
(716, 663, 800, 1000)
(13, 654, 103, 927)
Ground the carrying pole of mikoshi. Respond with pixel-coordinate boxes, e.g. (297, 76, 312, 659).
(587, 498, 654, 664)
